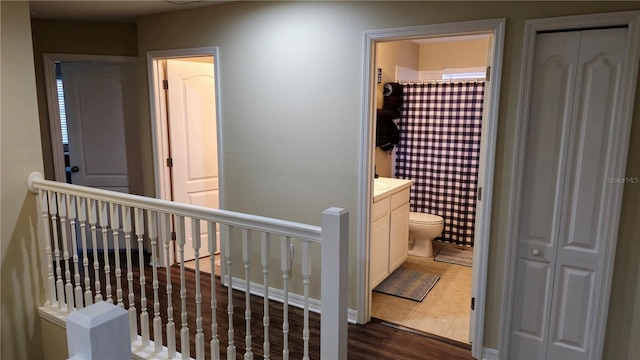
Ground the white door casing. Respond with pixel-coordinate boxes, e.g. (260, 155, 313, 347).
(61, 62, 136, 193)
(166, 58, 220, 262)
(507, 12, 640, 358)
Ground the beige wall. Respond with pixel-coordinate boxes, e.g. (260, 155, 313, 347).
(30, 19, 138, 181)
(374, 40, 419, 178)
(134, 2, 640, 356)
(1, 2, 46, 359)
(418, 37, 490, 71)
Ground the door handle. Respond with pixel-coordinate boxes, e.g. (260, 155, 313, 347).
(70, 166, 80, 173)
(532, 249, 541, 256)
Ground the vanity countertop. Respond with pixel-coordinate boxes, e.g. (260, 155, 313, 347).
(373, 177, 413, 202)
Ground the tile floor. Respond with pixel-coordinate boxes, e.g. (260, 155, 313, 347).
(371, 244, 473, 344)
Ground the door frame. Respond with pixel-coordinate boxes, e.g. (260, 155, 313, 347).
(501, 10, 640, 358)
(146, 47, 224, 267)
(358, 18, 505, 359)
(43, 53, 137, 182)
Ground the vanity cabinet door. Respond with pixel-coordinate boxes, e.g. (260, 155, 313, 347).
(370, 215, 390, 288)
(389, 202, 410, 272)
(370, 198, 391, 288)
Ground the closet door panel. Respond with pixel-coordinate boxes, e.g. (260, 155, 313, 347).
(549, 266, 593, 352)
(518, 32, 579, 247)
(510, 32, 580, 360)
(547, 28, 626, 359)
(559, 28, 626, 252)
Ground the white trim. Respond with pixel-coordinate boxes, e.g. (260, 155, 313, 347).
(146, 47, 224, 267)
(358, 18, 505, 359)
(501, 10, 640, 359)
(226, 275, 358, 324)
(482, 347, 499, 360)
(43, 53, 137, 182)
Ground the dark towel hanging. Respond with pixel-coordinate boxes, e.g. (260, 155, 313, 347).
(382, 82, 403, 114)
(376, 109, 400, 152)
(376, 83, 403, 152)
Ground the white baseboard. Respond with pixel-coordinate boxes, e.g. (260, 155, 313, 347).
(226, 276, 358, 323)
(482, 347, 499, 360)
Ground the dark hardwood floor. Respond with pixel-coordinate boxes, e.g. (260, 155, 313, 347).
(73, 252, 473, 359)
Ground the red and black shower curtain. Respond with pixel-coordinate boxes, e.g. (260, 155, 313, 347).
(395, 82, 484, 247)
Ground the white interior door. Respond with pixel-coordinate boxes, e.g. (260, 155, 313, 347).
(166, 58, 219, 262)
(61, 62, 136, 193)
(510, 27, 626, 359)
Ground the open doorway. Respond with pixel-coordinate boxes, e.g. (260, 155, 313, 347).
(358, 19, 505, 359)
(148, 48, 223, 269)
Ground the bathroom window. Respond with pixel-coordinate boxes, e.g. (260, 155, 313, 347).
(442, 71, 486, 81)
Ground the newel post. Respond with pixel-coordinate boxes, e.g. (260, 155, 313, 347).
(320, 207, 349, 360)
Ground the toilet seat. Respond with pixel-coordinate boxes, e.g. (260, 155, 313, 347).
(409, 212, 444, 225)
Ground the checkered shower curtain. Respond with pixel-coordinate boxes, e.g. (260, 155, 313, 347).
(395, 82, 484, 247)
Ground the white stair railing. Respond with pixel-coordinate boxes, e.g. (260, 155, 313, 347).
(28, 172, 348, 360)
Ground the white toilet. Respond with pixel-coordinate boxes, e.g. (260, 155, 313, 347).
(408, 212, 444, 257)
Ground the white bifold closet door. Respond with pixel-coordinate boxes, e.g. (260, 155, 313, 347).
(510, 27, 626, 359)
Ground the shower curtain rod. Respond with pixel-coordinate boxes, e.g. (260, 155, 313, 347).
(398, 78, 486, 85)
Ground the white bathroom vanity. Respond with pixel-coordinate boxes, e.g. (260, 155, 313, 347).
(370, 177, 413, 288)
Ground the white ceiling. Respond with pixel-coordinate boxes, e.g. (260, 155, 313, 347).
(29, 0, 229, 22)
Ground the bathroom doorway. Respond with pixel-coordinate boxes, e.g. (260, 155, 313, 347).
(358, 19, 505, 359)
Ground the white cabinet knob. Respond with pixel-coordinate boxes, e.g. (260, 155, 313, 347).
(532, 249, 541, 256)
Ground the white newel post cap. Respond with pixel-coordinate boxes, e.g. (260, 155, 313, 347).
(66, 301, 131, 360)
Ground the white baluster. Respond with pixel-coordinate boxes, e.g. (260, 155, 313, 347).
(39, 190, 56, 306)
(56, 193, 74, 312)
(281, 236, 291, 360)
(175, 216, 190, 359)
(67, 195, 83, 309)
(242, 229, 253, 360)
(77, 197, 92, 306)
(224, 224, 236, 359)
(209, 221, 220, 360)
(301, 240, 311, 360)
(88, 199, 102, 302)
(109, 203, 124, 308)
(192, 219, 204, 360)
(48, 191, 65, 309)
(135, 208, 149, 346)
(147, 210, 163, 353)
(98, 201, 112, 304)
(122, 205, 138, 342)
(161, 213, 176, 358)
(261, 233, 271, 360)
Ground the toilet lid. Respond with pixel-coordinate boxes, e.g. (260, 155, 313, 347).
(409, 212, 444, 225)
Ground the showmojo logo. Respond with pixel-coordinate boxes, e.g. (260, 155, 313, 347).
(607, 176, 640, 184)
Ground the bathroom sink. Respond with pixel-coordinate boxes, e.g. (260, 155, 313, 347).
(374, 179, 390, 191)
